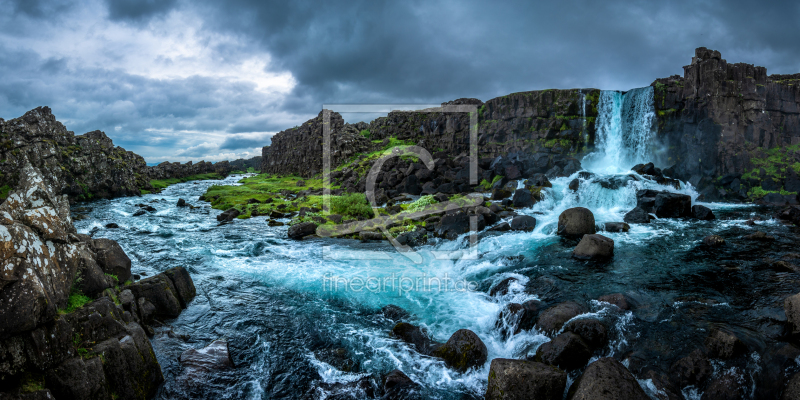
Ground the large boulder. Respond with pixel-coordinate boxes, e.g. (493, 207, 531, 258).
(623, 207, 652, 224)
(557, 207, 596, 237)
(287, 222, 317, 240)
(567, 357, 649, 400)
(435, 211, 484, 240)
(485, 358, 566, 400)
(512, 189, 536, 208)
(563, 318, 608, 350)
(91, 238, 132, 283)
(382, 369, 420, 400)
(534, 332, 592, 371)
(604, 222, 629, 232)
(509, 215, 537, 232)
(669, 349, 711, 388)
(654, 192, 692, 218)
(431, 329, 488, 372)
(125, 274, 183, 318)
(572, 234, 614, 261)
(163, 266, 196, 308)
(537, 302, 587, 334)
(692, 204, 715, 220)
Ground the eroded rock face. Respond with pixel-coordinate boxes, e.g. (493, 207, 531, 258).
(0, 161, 195, 398)
(567, 357, 649, 400)
(485, 358, 566, 400)
(0, 161, 78, 336)
(652, 47, 800, 200)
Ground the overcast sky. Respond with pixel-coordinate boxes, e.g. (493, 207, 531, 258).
(1, 0, 798, 163)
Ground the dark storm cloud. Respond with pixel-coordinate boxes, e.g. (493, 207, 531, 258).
(105, 0, 178, 22)
(1, 0, 798, 161)
(194, 0, 800, 114)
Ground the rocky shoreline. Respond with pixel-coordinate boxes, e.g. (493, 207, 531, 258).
(0, 161, 198, 399)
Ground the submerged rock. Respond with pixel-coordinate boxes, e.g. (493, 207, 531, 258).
(382, 369, 420, 400)
(381, 305, 410, 322)
(431, 329, 488, 372)
(597, 293, 632, 310)
(705, 328, 746, 359)
(179, 340, 234, 375)
(557, 207, 596, 237)
(669, 349, 711, 388)
(567, 357, 649, 400)
(604, 222, 629, 232)
(485, 358, 566, 400)
(392, 323, 436, 355)
(703, 235, 725, 246)
(572, 234, 614, 261)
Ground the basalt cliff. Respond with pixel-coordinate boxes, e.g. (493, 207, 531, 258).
(261, 47, 800, 203)
(0, 107, 236, 202)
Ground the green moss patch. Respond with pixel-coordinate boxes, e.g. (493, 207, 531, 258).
(149, 172, 222, 191)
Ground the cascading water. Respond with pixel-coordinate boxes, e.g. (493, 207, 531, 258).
(584, 87, 656, 173)
(70, 85, 786, 399)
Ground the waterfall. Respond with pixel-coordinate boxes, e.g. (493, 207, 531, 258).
(583, 87, 656, 173)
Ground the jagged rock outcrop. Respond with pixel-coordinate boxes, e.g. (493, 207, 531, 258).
(228, 157, 262, 172)
(0, 107, 234, 203)
(0, 107, 150, 201)
(652, 47, 800, 201)
(0, 161, 195, 398)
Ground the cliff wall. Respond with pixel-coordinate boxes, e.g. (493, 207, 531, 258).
(652, 47, 800, 202)
(261, 89, 600, 178)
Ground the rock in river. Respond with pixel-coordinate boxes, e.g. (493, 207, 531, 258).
(572, 234, 614, 261)
(431, 329, 488, 372)
(485, 358, 566, 400)
(557, 207, 596, 237)
(567, 357, 649, 400)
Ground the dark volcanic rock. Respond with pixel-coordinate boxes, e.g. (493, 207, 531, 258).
(534, 332, 592, 371)
(572, 234, 614, 261)
(537, 302, 587, 334)
(564, 318, 608, 350)
(597, 293, 631, 310)
(785, 293, 800, 339)
(654, 192, 692, 218)
(509, 215, 537, 232)
(567, 357, 649, 400)
(392, 323, 435, 355)
(669, 349, 712, 388)
(557, 207, 596, 237)
(381, 305, 410, 322)
(603, 222, 629, 232)
(705, 329, 745, 359)
(623, 207, 652, 224)
(431, 329, 488, 372)
(512, 189, 536, 208)
(692, 204, 715, 220)
(92, 238, 132, 283)
(382, 369, 420, 400)
(485, 358, 566, 400)
(288, 222, 318, 239)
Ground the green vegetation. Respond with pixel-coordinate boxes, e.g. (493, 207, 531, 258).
(149, 172, 222, 191)
(406, 195, 438, 212)
(20, 374, 45, 393)
(657, 108, 678, 117)
(329, 193, 373, 220)
(60, 291, 91, 314)
(360, 129, 371, 138)
(0, 184, 11, 200)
